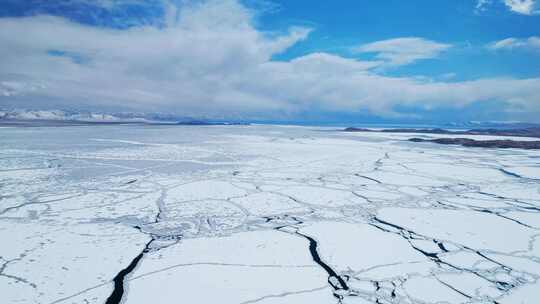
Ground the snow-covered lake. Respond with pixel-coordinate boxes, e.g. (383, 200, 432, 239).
(1, 124, 539, 304)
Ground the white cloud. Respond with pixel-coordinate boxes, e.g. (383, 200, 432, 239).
(66, 0, 148, 10)
(504, 0, 538, 15)
(476, 0, 539, 15)
(476, 0, 492, 12)
(489, 36, 540, 50)
(0, 0, 539, 120)
(354, 37, 452, 66)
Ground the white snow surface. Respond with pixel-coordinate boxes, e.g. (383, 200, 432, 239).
(1, 124, 539, 304)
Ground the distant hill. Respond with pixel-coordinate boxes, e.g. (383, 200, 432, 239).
(0, 109, 151, 123)
(344, 127, 540, 138)
(0, 109, 249, 126)
(409, 138, 540, 150)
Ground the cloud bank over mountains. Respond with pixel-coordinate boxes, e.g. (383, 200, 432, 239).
(0, 0, 539, 122)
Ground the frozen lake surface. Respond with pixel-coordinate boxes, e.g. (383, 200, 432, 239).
(1, 124, 539, 304)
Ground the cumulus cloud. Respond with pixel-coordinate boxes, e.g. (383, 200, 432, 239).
(354, 37, 452, 66)
(489, 36, 540, 50)
(504, 0, 539, 15)
(476, 0, 539, 15)
(0, 0, 539, 120)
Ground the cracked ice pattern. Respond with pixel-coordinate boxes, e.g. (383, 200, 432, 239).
(1, 125, 540, 304)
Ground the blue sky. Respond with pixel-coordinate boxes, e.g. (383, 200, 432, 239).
(266, 0, 540, 79)
(0, 0, 539, 123)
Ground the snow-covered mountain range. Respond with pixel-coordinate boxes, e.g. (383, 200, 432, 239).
(0, 109, 167, 123)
